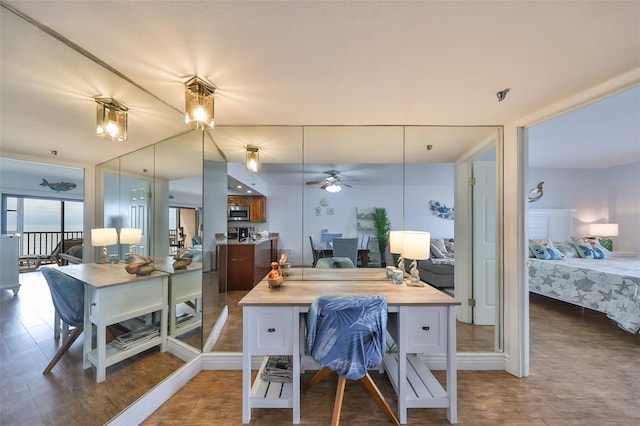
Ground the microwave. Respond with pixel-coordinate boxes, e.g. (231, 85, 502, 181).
(228, 205, 250, 221)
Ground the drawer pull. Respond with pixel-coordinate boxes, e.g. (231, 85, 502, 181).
(422, 326, 430, 331)
(267, 328, 276, 333)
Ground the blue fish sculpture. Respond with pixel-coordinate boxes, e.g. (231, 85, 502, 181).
(40, 178, 76, 192)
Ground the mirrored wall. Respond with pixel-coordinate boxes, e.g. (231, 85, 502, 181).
(96, 130, 229, 354)
(208, 124, 503, 354)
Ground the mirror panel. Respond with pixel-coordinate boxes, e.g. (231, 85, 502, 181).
(302, 126, 404, 278)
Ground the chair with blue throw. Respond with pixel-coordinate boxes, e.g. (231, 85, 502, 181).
(41, 267, 85, 374)
(305, 295, 399, 426)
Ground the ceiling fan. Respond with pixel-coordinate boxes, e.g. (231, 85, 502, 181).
(306, 170, 352, 192)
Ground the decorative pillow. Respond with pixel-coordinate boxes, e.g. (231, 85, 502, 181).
(572, 237, 608, 259)
(553, 241, 580, 259)
(529, 239, 565, 260)
(431, 238, 448, 254)
(430, 243, 447, 258)
(65, 245, 83, 259)
(445, 239, 455, 254)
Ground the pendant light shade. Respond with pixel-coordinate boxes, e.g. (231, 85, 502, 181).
(185, 76, 215, 129)
(95, 98, 128, 142)
(246, 146, 259, 172)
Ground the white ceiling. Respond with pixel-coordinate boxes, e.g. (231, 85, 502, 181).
(0, 1, 639, 170)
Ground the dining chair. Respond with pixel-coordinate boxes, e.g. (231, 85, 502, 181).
(357, 235, 371, 266)
(41, 267, 85, 374)
(315, 257, 355, 268)
(35, 238, 83, 269)
(309, 235, 324, 267)
(305, 295, 400, 426)
(331, 237, 358, 266)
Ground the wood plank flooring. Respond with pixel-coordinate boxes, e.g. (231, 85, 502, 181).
(0, 271, 184, 426)
(143, 293, 640, 425)
(2, 272, 639, 425)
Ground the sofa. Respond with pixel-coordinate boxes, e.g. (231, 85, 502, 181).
(392, 238, 454, 290)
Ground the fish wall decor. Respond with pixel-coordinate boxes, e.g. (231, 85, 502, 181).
(430, 200, 454, 220)
(40, 178, 77, 192)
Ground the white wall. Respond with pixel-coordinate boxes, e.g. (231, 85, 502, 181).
(260, 163, 456, 266)
(528, 161, 640, 251)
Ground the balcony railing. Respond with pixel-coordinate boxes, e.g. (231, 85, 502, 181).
(20, 231, 84, 257)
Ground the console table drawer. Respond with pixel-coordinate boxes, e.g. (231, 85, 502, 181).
(400, 306, 447, 354)
(247, 306, 294, 355)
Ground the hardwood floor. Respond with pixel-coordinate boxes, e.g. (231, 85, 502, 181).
(144, 293, 640, 425)
(0, 271, 184, 426)
(2, 272, 639, 425)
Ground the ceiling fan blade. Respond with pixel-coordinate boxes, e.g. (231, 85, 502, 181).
(306, 180, 326, 185)
(342, 183, 352, 187)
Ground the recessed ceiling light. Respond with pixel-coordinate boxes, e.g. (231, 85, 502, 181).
(236, 185, 243, 189)
(247, 190, 253, 193)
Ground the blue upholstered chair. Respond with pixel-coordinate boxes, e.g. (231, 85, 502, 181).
(305, 295, 399, 425)
(309, 235, 324, 267)
(332, 237, 358, 266)
(41, 267, 85, 374)
(315, 257, 356, 268)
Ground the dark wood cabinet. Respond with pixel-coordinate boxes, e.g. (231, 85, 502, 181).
(228, 195, 266, 222)
(226, 238, 278, 291)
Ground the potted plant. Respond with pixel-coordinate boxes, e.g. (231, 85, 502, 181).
(373, 207, 391, 267)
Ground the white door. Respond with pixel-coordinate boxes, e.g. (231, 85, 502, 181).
(473, 161, 496, 325)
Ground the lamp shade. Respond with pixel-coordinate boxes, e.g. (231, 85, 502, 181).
(389, 230, 404, 254)
(589, 223, 619, 237)
(120, 228, 142, 245)
(91, 228, 118, 246)
(401, 231, 431, 260)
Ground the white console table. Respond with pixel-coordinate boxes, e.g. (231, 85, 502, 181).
(153, 257, 203, 338)
(239, 272, 460, 424)
(55, 263, 169, 383)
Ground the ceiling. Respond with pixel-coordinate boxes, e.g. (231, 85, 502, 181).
(1, 1, 639, 170)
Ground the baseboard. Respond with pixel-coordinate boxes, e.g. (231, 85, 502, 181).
(420, 352, 506, 370)
(106, 356, 203, 426)
(203, 305, 228, 352)
(166, 337, 201, 362)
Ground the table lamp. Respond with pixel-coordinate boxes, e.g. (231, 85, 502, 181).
(389, 230, 405, 272)
(588, 223, 618, 251)
(91, 228, 118, 263)
(401, 231, 431, 286)
(120, 228, 142, 263)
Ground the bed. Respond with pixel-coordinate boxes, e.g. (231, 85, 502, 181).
(528, 209, 640, 333)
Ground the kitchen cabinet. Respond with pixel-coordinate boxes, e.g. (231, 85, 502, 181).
(226, 238, 278, 291)
(228, 196, 267, 222)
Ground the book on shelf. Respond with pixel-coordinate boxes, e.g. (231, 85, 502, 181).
(260, 355, 293, 383)
(112, 324, 160, 350)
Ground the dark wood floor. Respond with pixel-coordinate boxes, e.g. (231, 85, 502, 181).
(3, 272, 639, 425)
(144, 293, 640, 425)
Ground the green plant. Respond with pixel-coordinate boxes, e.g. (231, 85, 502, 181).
(373, 207, 391, 266)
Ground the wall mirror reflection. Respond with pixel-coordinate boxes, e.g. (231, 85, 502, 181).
(208, 125, 503, 355)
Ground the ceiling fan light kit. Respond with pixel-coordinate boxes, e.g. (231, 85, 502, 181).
(306, 170, 353, 192)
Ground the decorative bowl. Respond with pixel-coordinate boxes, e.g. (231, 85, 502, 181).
(268, 276, 284, 288)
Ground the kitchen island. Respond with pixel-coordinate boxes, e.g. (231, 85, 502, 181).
(218, 237, 279, 291)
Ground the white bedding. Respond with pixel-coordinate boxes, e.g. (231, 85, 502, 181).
(528, 253, 640, 333)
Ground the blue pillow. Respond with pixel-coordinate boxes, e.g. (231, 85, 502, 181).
(572, 237, 608, 259)
(529, 240, 565, 260)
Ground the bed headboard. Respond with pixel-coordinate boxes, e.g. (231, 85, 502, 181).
(528, 209, 574, 241)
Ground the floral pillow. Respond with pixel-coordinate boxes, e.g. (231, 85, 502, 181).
(572, 237, 608, 259)
(529, 239, 565, 260)
(445, 239, 455, 254)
